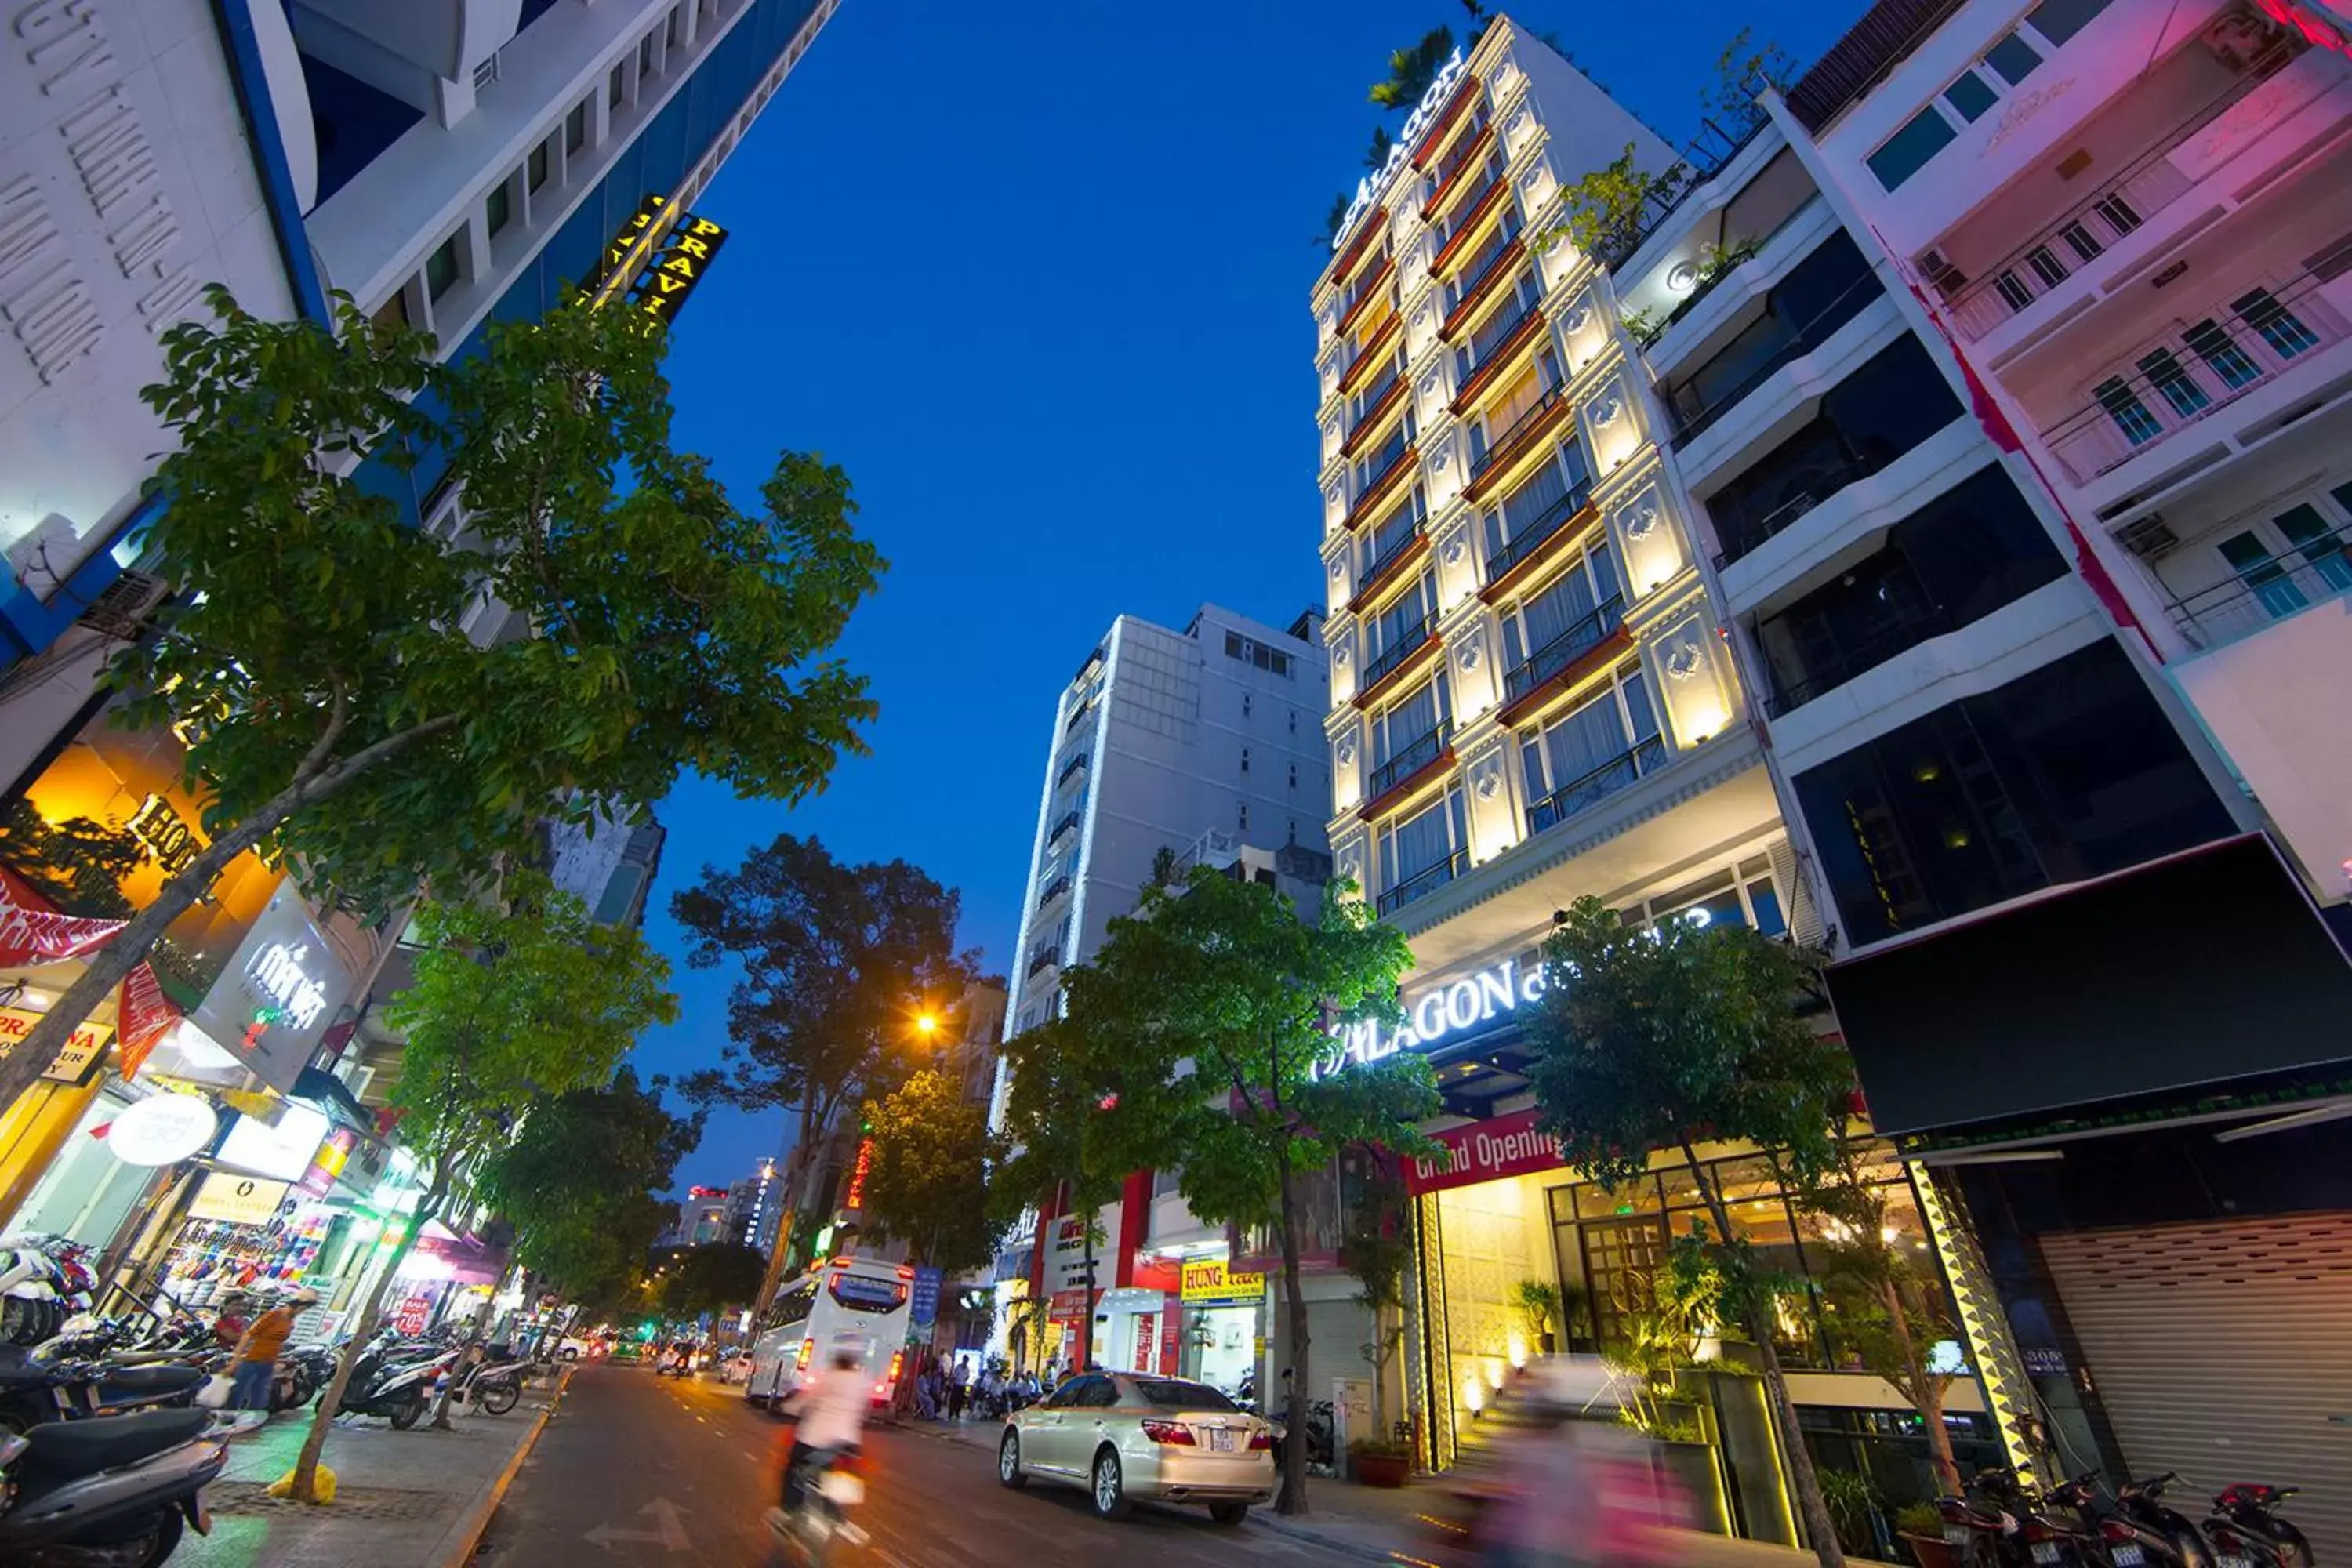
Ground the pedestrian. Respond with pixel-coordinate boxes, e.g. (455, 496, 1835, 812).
(230, 1289, 317, 1414)
(946, 1356, 970, 1421)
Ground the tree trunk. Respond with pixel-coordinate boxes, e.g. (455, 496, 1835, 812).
(1275, 1149, 1312, 1517)
(0, 713, 456, 1117)
(291, 1163, 448, 1501)
(1682, 1142, 1842, 1568)
(426, 1326, 482, 1431)
(1885, 1277, 1962, 1497)
(1077, 1212, 1094, 1373)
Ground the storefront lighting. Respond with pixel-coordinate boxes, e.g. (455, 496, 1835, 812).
(1462, 1376, 1486, 1414)
(1507, 1334, 1527, 1370)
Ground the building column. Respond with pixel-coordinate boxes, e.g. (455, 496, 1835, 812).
(1408, 1189, 1456, 1470)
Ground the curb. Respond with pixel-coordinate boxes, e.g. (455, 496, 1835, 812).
(1246, 1511, 1399, 1564)
(430, 1365, 572, 1568)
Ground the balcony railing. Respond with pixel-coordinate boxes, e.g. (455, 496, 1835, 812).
(1345, 441, 1419, 530)
(1376, 848, 1468, 916)
(1341, 370, 1407, 459)
(1526, 736, 1666, 835)
(1762, 611, 1955, 717)
(2040, 274, 2343, 486)
(1025, 947, 1061, 978)
(1063, 699, 1094, 734)
(1353, 528, 1426, 608)
(1366, 720, 1453, 804)
(1054, 753, 1087, 788)
(1501, 594, 1627, 707)
(1337, 252, 1396, 336)
(1430, 172, 1513, 277)
(1425, 114, 1493, 198)
(1035, 873, 1073, 909)
(2169, 518, 2352, 652)
(1443, 244, 1528, 343)
(1467, 380, 1567, 492)
(1667, 270, 1885, 450)
(1585, 111, 1765, 273)
(1359, 615, 1436, 691)
(1938, 38, 2303, 340)
(1046, 810, 1080, 847)
(1711, 448, 1882, 571)
(1483, 485, 1595, 590)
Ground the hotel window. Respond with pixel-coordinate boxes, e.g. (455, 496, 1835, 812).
(1349, 348, 1404, 429)
(566, 101, 588, 154)
(1352, 405, 1416, 492)
(425, 233, 462, 300)
(1240, 748, 1250, 775)
(2094, 376, 2161, 446)
(1516, 663, 1661, 834)
(1865, 0, 2114, 192)
(608, 64, 626, 110)
(1370, 676, 1451, 782)
(1224, 632, 1294, 678)
(1375, 783, 1468, 913)
(1362, 488, 1426, 581)
(2136, 347, 2209, 419)
(1470, 350, 1561, 469)
(1483, 437, 1595, 573)
(2236, 287, 2320, 359)
(1621, 856, 1786, 938)
(486, 180, 513, 238)
(1456, 274, 1544, 388)
(1432, 152, 1504, 249)
(1445, 214, 1527, 319)
(528, 140, 551, 193)
(1367, 571, 1438, 662)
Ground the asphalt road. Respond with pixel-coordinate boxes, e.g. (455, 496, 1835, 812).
(472, 1364, 1370, 1568)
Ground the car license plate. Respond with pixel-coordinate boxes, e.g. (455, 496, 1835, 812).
(1207, 1428, 1235, 1453)
(2112, 1548, 2144, 1566)
(2030, 1545, 2061, 1565)
(820, 1472, 864, 1506)
(2218, 1558, 2253, 1568)
(1944, 1526, 1970, 1546)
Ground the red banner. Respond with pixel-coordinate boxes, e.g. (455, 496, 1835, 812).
(114, 962, 180, 1082)
(0, 868, 125, 971)
(1404, 1108, 1569, 1196)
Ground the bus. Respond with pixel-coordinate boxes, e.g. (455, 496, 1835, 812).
(743, 1255, 914, 1410)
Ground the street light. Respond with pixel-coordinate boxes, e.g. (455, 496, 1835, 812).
(915, 1012, 939, 1039)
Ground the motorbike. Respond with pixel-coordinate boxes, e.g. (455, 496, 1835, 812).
(0, 1240, 95, 1350)
(0, 1352, 209, 1434)
(1937, 1465, 2104, 1566)
(450, 1345, 533, 1417)
(332, 1337, 458, 1430)
(2097, 1472, 2220, 1568)
(769, 1446, 866, 1567)
(0, 1406, 228, 1566)
(2207, 1484, 2314, 1568)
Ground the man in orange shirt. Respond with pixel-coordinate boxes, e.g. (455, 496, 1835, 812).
(230, 1289, 318, 1411)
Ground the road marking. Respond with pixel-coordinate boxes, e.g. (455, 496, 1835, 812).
(583, 1497, 691, 1553)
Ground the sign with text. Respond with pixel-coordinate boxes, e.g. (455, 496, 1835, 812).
(909, 1266, 942, 1330)
(187, 1171, 289, 1225)
(189, 884, 354, 1096)
(393, 1294, 434, 1337)
(0, 1004, 113, 1083)
(1404, 1108, 1569, 1196)
(1180, 1259, 1265, 1306)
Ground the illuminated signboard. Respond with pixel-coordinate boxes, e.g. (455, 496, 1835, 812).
(125, 794, 205, 875)
(583, 195, 731, 325)
(842, 1138, 874, 1211)
(1331, 47, 1468, 252)
(0, 1004, 114, 1084)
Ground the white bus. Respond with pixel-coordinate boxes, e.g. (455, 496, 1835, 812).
(743, 1255, 913, 1410)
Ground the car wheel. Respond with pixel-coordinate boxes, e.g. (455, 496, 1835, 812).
(561, 1347, 579, 1362)
(1089, 1449, 1130, 1520)
(1208, 1502, 1249, 1526)
(997, 1431, 1027, 1490)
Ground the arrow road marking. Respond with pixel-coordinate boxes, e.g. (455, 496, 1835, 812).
(583, 1497, 691, 1553)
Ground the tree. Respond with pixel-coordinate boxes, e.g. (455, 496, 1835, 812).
(1363, 125, 1393, 172)
(474, 1069, 699, 1318)
(1807, 1137, 1964, 1497)
(1523, 896, 1853, 1568)
(649, 1243, 769, 1319)
(989, 1014, 1127, 1374)
(861, 1068, 1004, 1275)
(289, 875, 676, 1499)
(1530, 143, 1687, 268)
(1705, 27, 1799, 135)
(670, 835, 979, 1312)
(1369, 27, 1455, 111)
(1069, 870, 1438, 1515)
(0, 290, 882, 1116)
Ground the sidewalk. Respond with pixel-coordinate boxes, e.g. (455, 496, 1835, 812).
(887, 1414, 1818, 1565)
(175, 1367, 569, 1568)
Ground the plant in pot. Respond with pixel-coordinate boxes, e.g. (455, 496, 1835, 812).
(1556, 1278, 1595, 1352)
(1894, 1502, 1958, 1568)
(1512, 1279, 1562, 1356)
(1337, 1148, 1414, 1487)
(1819, 1468, 1890, 1562)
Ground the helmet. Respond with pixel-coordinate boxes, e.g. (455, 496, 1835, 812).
(1526, 1355, 1631, 1418)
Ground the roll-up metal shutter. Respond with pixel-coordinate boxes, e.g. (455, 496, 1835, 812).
(2039, 1214, 2352, 1561)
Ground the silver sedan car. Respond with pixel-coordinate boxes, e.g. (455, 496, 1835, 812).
(996, 1372, 1275, 1523)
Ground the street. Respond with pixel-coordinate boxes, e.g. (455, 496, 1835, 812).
(471, 1365, 1374, 1568)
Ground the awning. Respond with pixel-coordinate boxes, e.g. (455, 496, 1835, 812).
(1828, 834, 2352, 1142)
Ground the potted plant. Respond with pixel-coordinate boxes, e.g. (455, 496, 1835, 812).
(1350, 1436, 1413, 1488)
(1557, 1278, 1595, 1353)
(1512, 1279, 1562, 1356)
(1895, 1501, 1957, 1568)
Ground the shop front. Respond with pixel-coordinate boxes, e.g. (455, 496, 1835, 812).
(1174, 1257, 1264, 1394)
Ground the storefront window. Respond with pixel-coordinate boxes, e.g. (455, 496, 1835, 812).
(11, 1087, 147, 1250)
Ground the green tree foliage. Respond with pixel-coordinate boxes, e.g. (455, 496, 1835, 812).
(1523, 896, 1853, 1568)
(475, 1068, 699, 1308)
(861, 1068, 1004, 1274)
(1706, 27, 1800, 134)
(670, 834, 978, 1304)
(1336, 1152, 1411, 1446)
(0, 290, 882, 1116)
(0, 798, 143, 919)
(1069, 870, 1437, 1515)
(1369, 27, 1455, 111)
(649, 1243, 769, 1319)
(290, 875, 676, 1497)
(1363, 125, 1393, 172)
(1530, 143, 1686, 268)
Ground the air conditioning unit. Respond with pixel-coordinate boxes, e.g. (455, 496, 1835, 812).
(76, 569, 165, 638)
(2114, 512, 2180, 560)
(1915, 248, 1968, 299)
(2201, 10, 2283, 71)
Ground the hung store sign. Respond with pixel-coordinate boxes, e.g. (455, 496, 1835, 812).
(1331, 47, 1470, 252)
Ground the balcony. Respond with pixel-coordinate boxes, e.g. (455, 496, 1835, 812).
(1527, 737, 1666, 835)
(1421, 124, 1497, 222)
(1353, 618, 1439, 707)
(2038, 277, 2343, 486)
(1362, 720, 1455, 817)
(1762, 610, 1957, 718)
(2169, 518, 2352, 653)
(1441, 240, 1529, 343)
(1338, 312, 1403, 397)
(1410, 74, 1480, 168)
(1376, 848, 1468, 916)
(1329, 209, 1388, 293)
(1054, 753, 1087, 789)
(1025, 946, 1061, 979)
(1464, 383, 1571, 501)
(1430, 173, 1513, 278)
(1499, 594, 1629, 718)
(1450, 307, 1544, 416)
(1664, 260, 1884, 451)
(1036, 873, 1073, 910)
(1063, 699, 1094, 735)
(1481, 491, 1598, 603)
(1343, 441, 1420, 532)
(1046, 810, 1080, 848)
(1340, 370, 1408, 460)
(1348, 531, 1430, 615)
(1337, 252, 1396, 339)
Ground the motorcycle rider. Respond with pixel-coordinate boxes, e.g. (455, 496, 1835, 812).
(769, 1345, 867, 1529)
(1482, 1357, 1689, 1568)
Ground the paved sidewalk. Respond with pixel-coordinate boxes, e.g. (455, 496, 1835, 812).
(175, 1367, 568, 1568)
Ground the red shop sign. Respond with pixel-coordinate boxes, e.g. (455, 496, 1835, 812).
(1405, 1108, 1568, 1196)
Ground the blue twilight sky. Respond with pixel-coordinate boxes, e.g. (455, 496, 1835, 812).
(630, 0, 1853, 1189)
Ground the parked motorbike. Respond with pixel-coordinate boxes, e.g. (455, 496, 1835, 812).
(0, 1239, 95, 1349)
(2095, 1472, 2221, 1568)
(0, 1406, 227, 1566)
(2208, 1484, 2314, 1568)
(450, 1345, 532, 1417)
(332, 1338, 457, 1430)
(1938, 1465, 2103, 1566)
(0, 1352, 209, 1434)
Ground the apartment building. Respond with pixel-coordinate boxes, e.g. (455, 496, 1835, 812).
(993, 604, 1330, 1379)
(1310, 22, 1894, 1505)
(1604, 0, 2352, 1542)
(0, 0, 839, 793)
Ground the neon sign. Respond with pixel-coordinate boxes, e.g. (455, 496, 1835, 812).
(247, 942, 329, 1031)
(1331, 48, 1470, 253)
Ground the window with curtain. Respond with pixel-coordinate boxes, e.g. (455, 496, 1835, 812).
(1369, 572, 1436, 656)
(1518, 666, 1660, 827)
(1374, 677, 1449, 768)
(1501, 542, 1619, 668)
(1379, 784, 1465, 890)
(1483, 437, 1592, 557)
(1364, 488, 1425, 574)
